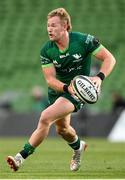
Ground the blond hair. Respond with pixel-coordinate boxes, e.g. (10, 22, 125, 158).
(47, 8, 72, 31)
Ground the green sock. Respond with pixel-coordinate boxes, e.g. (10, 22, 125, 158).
(20, 143, 35, 159)
(68, 136, 80, 150)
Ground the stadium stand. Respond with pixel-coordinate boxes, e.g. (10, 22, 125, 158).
(0, 0, 125, 112)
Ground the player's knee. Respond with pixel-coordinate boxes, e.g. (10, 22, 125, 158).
(56, 126, 68, 136)
(39, 111, 51, 126)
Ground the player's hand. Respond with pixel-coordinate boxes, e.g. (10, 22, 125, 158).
(68, 81, 76, 95)
(89, 76, 102, 93)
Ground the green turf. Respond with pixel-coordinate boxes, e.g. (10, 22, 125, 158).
(0, 137, 125, 179)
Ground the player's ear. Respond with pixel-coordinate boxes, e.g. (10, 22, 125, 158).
(62, 21, 68, 31)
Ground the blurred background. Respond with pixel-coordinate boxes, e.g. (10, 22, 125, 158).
(0, 0, 125, 140)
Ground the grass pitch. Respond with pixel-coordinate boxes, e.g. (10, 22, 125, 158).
(0, 137, 125, 179)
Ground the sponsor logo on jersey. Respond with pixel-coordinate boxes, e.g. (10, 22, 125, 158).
(85, 34, 94, 44)
(61, 65, 82, 73)
(40, 55, 50, 64)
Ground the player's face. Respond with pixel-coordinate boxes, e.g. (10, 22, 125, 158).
(47, 16, 66, 41)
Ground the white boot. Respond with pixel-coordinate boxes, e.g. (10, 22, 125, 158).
(70, 141, 87, 171)
(7, 153, 25, 171)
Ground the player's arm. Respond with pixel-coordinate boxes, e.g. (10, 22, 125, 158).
(84, 34, 116, 92)
(90, 46, 116, 92)
(42, 65, 74, 94)
(93, 46, 116, 78)
(84, 34, 116, 78)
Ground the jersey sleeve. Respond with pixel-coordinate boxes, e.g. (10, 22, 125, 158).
(40, 45, 53, 68)
(84, 34, 103, 54)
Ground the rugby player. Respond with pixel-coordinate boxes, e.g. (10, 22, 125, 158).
(7, 8, 116, 172)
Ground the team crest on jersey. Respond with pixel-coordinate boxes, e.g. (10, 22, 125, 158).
(72, 53, 82, 59)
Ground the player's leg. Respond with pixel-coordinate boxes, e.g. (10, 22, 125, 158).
(28, 97, 75, 147)
(55, 114, 77, 143)
(6, 97, 75, 171)
(55, 116, 87, 171)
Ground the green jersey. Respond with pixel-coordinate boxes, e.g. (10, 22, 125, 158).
(40, 32, 103, 111)
(40, 32, 103, 85)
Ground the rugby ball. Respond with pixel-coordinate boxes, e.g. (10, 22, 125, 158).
(72, 75, 98, 104)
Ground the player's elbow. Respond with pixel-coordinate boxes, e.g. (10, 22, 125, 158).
(46, 77, 54, 87)
(105, 53, 116, 69)
(111, 55, 116, 68)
